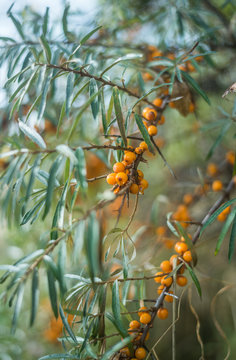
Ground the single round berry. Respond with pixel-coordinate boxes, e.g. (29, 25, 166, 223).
(156, 226, 167, 236)
(113, 162, 125, 173)
(116, 172, 128, 186)
(207, 163, 218, 177)
(160, 260, 172, 272)
(130, 183, 139, 194)
(148, 125, 158, 136)
(158, 115, 165, 125)
(212, 180, 223, 192)
(135, 347, 146, 360)
(226, 151, 235, 166)
(129, 320, 141, 330)
(157, 285, 165, 295)
(154, 271, 164, 283)
(169, 254, 180, 267)
(120, 347, 130, 357)
(138, 306, 147, 317)
(135, 147, 143, 154)
(106, 173, 117, 185)
(183, 250, 192, 262)
(139, 179, 149, 190)
(140, 312, 151, 324)
(189, 102, 195, 113)
(183, 193, 193, 205)
(137, 169, 144, 179)
(157, 307, 168, 320)
(176, 275, 188, 287)
(165, 290, 174, 303)
(144, 109, 157, 121)
(153, 97, 163, 107)
(169, 101, 175, 108)
(174, 241, 188, 254)
(124, 151, 136, 164)
(139, 141, 148, 151)
(161, 275, 173, 287)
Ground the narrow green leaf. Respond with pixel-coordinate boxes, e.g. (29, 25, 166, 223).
(80, 26, 102, 45)
(38, 69, 53, 121)
(134, 113, 154, 154)
(101, 53, 142, 77)
(56, 101, 66, 138)
(101, 337, 132, 360)
(47, 268, 58, 318)
(206, 123, 231, 160)
(43, 157, 61, 219)
(42, 7, 49, 36)
(111, 280, 128, 337)
(215, 208, 236, 255)
(113, 87, 127, 146)
(181, 71, 210, 104)
(57, 240, 67, 297)
(39, 355, 77, 360)
(132, 83, 170, 108)
(8, 12, 25, 40)
(228, 210, 236, 261)
(11, 283, 25, 334)
(30, 268, 39, 326)
(21, 198, 45, 225)
(59, 304, 78, 344)
(19, 120, 46, 149)
(65, 72, 75, 117)
(74, 147, 88, 192)
(85, 212, 100, 282)
(184, 262, 202, 298)
(39, 34, 51, 63)
(56, 144, 77, 164)
(89, 78, 99, 122)
(101, 88, 107, 135)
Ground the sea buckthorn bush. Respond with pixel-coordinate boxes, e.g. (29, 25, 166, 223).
(0, 1, 236, 359)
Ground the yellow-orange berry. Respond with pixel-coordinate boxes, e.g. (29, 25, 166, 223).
(137, 169, 144, 179)
(157, 307, 168, 320)
(145, 331, 150, 340)
(156, 226, 167, 236)
(135, 347, 146, 360)
(212, 180, 223, 192)
(153, 98, 163, 107)
(148, 125, 158, 136)
(139, 141, 148, 151)
(120, 347, 131, 357)
(116, 172, 128, 186)
(157, 285, 165, 295)
(189, 102, 195, 113)
(154, 271, 163, 283)
(158, 115, 165, 125)
(129, 320, 141, 329)
(113, 162, 125, 173)
(138, 306, 147, 317)
(160, 260, 172, 272)
(139, 179, 149, 191)
(135, 147, 143, 154)
(161, 275, 173, 287)
(143, 109, 157, 121)
(130, 183, 139, 194)
(174, 241, 188, 254)
(183, 250, 192, 262)
(183, 193, 193, 205)
(140, 312, 151, 324)
(113, 187, 120, 194)
(106, 173, 117, 185)
(124, 146, 134, 154)
(207, 163, 218, 177)
(124, 151, 136, 165)
(169, 101, 175, 108)
(165, 290, 174, 303)
(226, 151, 235, 166)
(217, 212, 227, 222)
(176, 275, 188, 287)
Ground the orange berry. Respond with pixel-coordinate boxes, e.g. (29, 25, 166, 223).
(226, 151, 235, 166)
(156, 226, 167, 236)
(189, 102, 195, 113)
(178, 264, 185, 274)
(113, 162, 125, 173)
(138, 306, 147, 317)
(161, 275, 173, 287)
(130, 183, 139, 194)
(195, 55, 203, 62)
(124, 151, 136, 165)
(165, 290, 174, 303)
(124, 146, 134, 154)
(153, 98, 163, 107)
(212, 180, 223, 192)
(157, 307, 168, 320)
(158, 115, 165, 125)
(116, 172, 128, 186)
(135, 347, 146, 360)
(183, 250, 192, 262)
(120, 347, 130, 357)
(143, 109, 157, 121)
(217, 212, 227, 222)
(145, 331, 150, 340)
(174, 241, 188, 254)
(169, 101, 176, 108)
(152, 49, 163, 58)
(142, 72, 154, 81)
(140, 312, 151, 324)
(139, 179, 149, 191)
(223, 205, 231, 215)
(183, 193, 193, 205)
(187, 62, 195, 72)
(154, 271, 163, 283)
(135, 147, 143, 155)
(137, 169, 144, 179)
(113, 187, 120, 194)
(176, 275, 188, 287)
(122, 160, 128, 167)
(157, 285, 165, 295)
(139, 141, 148, 151)
(207, 163, 218, 177)
(160, 260, 172, 272)
(148, 125, 158, 136)
(129, 320, 141, 329)
(142, 107, 151, 118)
(106, 173, 117, 185)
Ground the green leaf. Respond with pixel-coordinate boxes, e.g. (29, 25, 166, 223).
(43, 157, 61, 219)
(42, 7, 49, 36)
(39, 35, 51, 63)
(56, 101, 66, 137)
(134, 113, 154, 154)
(19, 120, 46, 149)
(215, 208, 236, 255)
(100, 88, 108, 135)
(184, 262, 202, 298)
(101, 336, 132, 360)
(181, 71, 210, 104)
(132, 83, 170, 108)
(206, 123, 231, 160)
(228, 210, 236, 261)
(47, 268, 58, 318)
(74, 147, 88, 192)
(21, 198, 45, 226)
(11, 283, 25, 334)
(113, 87, 127, 146)
(8, 12, 25, 40)
(56, 144, 77, 164)
(39, 355, 78, 360)
(101, 53, 142, 77)
(57, 240, 67, 297)
(85, 212, 100, 282)
(89, 78, 99, 122)
(111, 280, 128, 337)
(38, 69, 53, 121)
(201, 198, 236, 234)
(59, 304, 78, 344)
(80, 26, 102, 45)
(65, 72, 75, 117)
(30, 268, 39, 326)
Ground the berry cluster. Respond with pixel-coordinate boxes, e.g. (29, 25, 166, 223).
(142, 98, 165, 137)
(106, 144, 149, 195)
